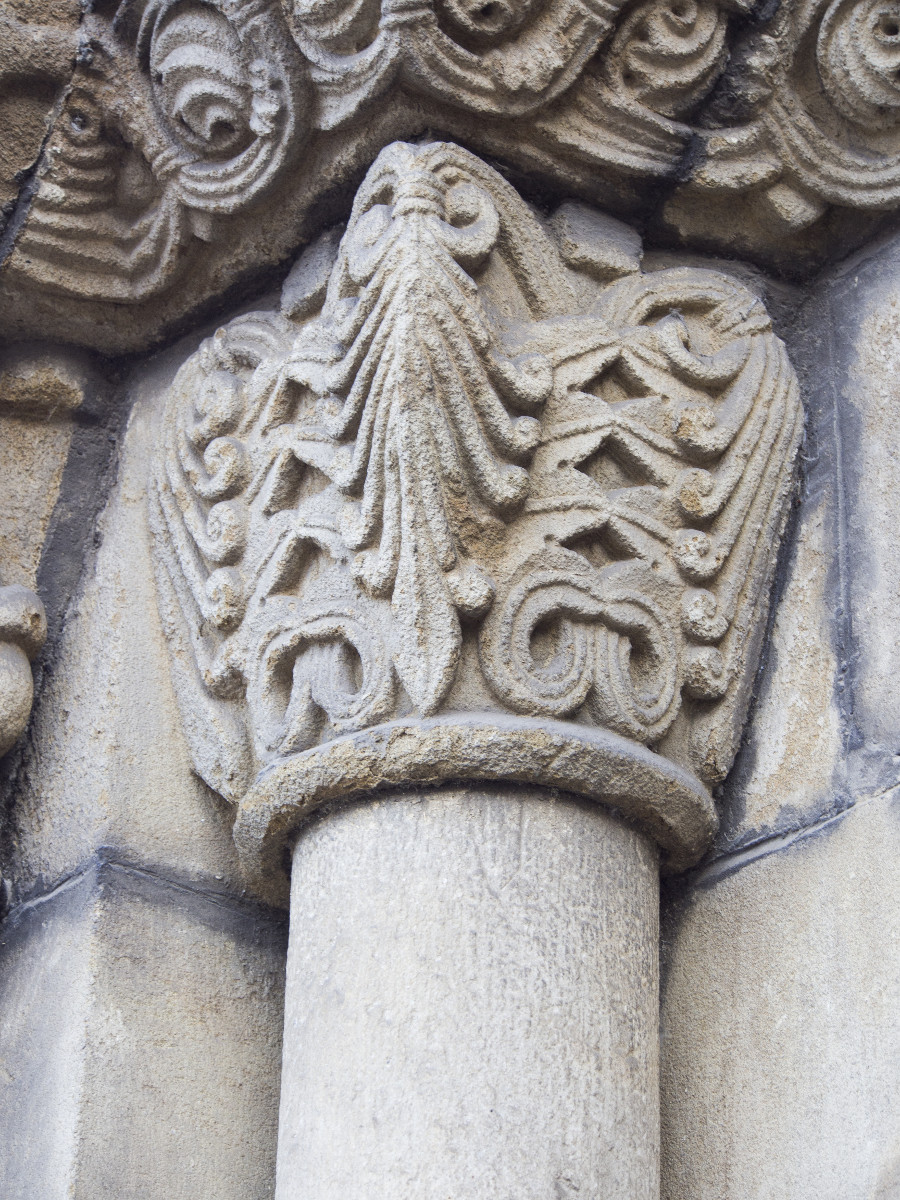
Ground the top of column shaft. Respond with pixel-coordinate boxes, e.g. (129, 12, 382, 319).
(2, 0, 899, 354)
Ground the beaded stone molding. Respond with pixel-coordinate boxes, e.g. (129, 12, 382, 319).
(149, 141, 803, 902)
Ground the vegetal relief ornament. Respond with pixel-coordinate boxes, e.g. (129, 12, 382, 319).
(10, 0, 307, 305)
(680, 0, 900, 233)
(284, 0, 617, 122)
(150, 141, 802, 901)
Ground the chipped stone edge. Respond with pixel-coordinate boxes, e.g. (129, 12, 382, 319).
(233, 712, 717, 906)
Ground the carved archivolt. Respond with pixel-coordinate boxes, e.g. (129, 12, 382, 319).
(149, 141, 802, 899)
(286, 0, 615, 121)
(11, 0, 306, 303)
(3, 0, 899, 345)
(694, 0, 900, 216)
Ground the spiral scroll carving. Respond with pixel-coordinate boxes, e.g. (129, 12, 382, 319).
(283, 0, 620, 124)
(9, 0, 307, 303)
(818, 0, 900, 129)
(436, 0, 543, 44)
(149, 3, 254, 157)
(603, 0, 731, 118)
(140, 0, 307, 212)
(481, 553, 682, 743)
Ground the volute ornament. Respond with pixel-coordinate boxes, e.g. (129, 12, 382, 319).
(599, 0, 731, 119)
(817, 0, 900, 130)
(150, 141, 803, 901)
(9, 0, 307, 303)
(686, 0, 900, 229)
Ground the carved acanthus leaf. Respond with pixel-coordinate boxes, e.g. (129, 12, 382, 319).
(281, 143, 557, 712)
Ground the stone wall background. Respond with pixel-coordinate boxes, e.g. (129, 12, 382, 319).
(661, 225, 900, 1198)
(0, 319, 288, 1197)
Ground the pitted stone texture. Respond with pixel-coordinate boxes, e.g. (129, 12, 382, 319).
(0, 0, 78, 218)
(0, 348, 95, 759)
(235, 715, 714, 905)
(0, 334, 290, 1200)
(658, 226, 900, 1200)
(710, 471, 845, 851)
(0, 858, 93, 1198)
(149, 141, 802, 892)
(278, 786, 659, 1200)
(0, 344, 93, 415)
(0, 414, 71, 590)
(1, 0, 899, 352)
(830, 243, 900, 757)
(0, 583, 45, 756)
(0, 858, 286, 1200)
(4, 330, 251, 902)
(661, 786, 900, 1200)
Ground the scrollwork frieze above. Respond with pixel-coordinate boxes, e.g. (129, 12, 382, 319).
(149, 141, 802, 901)
(2, 0, 899, 350)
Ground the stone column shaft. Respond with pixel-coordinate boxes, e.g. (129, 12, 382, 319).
(276, 785, 659, 1200)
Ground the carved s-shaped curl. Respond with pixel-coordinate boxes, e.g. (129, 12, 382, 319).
(250, 606, 394, 757)
(480, 550, 682, 744)
(138, 0, 309, 213)
(603, 0, 732, 119)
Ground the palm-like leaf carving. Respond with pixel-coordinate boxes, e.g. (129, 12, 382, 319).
(283, 142, 554, 712)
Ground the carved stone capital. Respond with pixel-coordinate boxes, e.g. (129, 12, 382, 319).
(150, 140, 802, 903)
